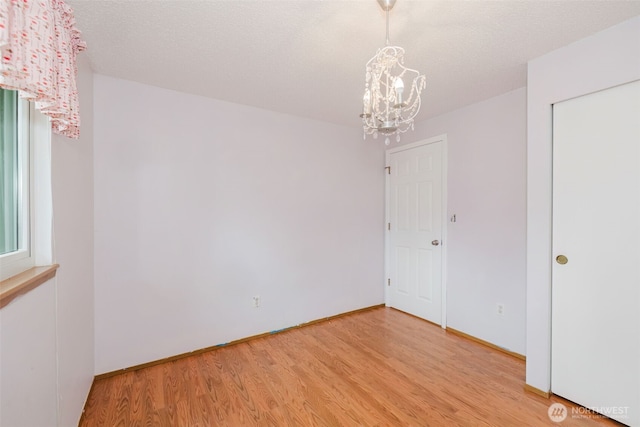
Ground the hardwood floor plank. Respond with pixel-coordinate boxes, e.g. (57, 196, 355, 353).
(143, 364, 165, 412)
(80, 307, 624, 426)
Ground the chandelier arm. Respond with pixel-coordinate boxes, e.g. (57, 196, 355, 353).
(386, 69, 391, 119)
(406, 80, 419, 106)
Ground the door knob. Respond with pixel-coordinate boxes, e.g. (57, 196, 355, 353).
(556, 255, 568, 265)
(431, 240, 440, 246)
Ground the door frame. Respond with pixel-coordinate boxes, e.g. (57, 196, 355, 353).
(549, 82, 640, 422)
(384, 134, 448, 328)
(525, 18, 640, 392)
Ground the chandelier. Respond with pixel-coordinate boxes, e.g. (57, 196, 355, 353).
(360, 0, 426, 145)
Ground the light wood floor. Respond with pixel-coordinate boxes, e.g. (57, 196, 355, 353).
(80, 307, 622, 426)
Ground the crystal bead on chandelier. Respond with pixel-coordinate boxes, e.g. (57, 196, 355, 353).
(360, 0, 426, 145)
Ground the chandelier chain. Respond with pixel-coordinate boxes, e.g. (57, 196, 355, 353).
(385, 7, 390, 46)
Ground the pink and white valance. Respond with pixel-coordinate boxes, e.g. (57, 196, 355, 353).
(0, 0, 86, 139)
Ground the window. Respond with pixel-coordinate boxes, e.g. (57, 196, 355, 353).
(0, 88, 33, 280)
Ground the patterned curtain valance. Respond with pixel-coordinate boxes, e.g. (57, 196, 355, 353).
(0, 0, 86, 139)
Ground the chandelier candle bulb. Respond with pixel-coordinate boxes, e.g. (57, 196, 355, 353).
(394, 77, 404, 107)
(362, 90, 372, 116)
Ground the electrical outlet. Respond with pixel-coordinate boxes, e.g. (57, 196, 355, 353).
(497, 304, 505, 315)
(253, 295, 260, 308)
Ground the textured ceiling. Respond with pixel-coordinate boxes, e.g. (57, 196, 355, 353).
(68, 0, 640, 128)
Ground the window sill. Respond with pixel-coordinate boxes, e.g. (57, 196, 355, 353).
(0, 264, 59, 309)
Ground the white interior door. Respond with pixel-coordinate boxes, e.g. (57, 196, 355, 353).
(552, 80, 640, 426)
(387, 140, 444, 324)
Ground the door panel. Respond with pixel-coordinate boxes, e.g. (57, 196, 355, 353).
(388, 141, 443, 324)
(417, 249, 433, 301)
(552, 80, 640, 426)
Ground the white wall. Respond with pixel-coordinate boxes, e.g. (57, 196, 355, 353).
(0, 282, 58, 426)
(526, 16, 640, 393)
(404, 88, 527, 355)
(0, 56, 94, 426)
(93, 75, 385, 374)
(50, 54, 95, 426)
